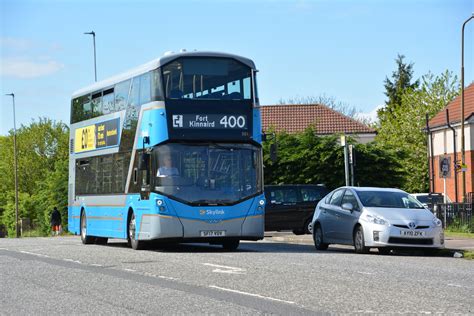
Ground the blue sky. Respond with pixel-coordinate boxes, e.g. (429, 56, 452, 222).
(1, 0, 473, 135)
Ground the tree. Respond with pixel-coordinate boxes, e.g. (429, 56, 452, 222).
(263, 127, 405, 190)
(376, 70, 459, 192)
(0, 118, 69, 236)
(378, 54, 419, 124)
(278, 94, 360, 119)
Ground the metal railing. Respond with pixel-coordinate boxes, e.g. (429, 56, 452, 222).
(433, 203, 474, 232)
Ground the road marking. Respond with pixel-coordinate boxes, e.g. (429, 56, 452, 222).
(63, 258, 82, 264)
(158, 275, 178, 280)
(203, 263, 246, 274)
(209, 285, 296, 305)
(357, 271, 374, 275)
(90, 263, 103, 267)
(19, 251, 49, 258)
(123, 268, 136, 272)
(448, 283, 462, 288)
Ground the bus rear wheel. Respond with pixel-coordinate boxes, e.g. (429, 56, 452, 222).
(128, 213, 144, 250)
(222, 239, 240, 251)
(80, 211, 95, 245)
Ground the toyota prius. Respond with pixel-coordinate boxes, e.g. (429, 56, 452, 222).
(311, 187, 444, 254)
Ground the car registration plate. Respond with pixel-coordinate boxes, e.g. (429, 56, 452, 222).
(200, 230, 226, 237)
(400, 230, 425, 237)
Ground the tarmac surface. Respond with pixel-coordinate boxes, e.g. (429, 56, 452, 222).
(0, 234, 473, 314)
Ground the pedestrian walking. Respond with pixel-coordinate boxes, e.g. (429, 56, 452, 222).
(50, 207, 62, 236)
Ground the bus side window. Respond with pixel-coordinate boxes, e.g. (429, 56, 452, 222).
(102, 88, 114, 114)
(152, 69, 164, 101)
(139, 72, 151, 105)
(91, 92, 102, 117)
(114, 79, 131, 112)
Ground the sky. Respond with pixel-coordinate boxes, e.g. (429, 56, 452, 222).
(1, 0, 473, 135)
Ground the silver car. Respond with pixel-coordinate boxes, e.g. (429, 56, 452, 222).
(311, 187, 444, 254)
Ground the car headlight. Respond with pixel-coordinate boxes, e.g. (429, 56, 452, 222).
(433, 218, 442, 227)
(366, 214, 388, 225)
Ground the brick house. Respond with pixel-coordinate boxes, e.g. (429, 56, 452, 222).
(428, 83, 474, 202)
(261, 104, 376, 143)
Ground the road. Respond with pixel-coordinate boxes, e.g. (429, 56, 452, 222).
(0, 236, 473, 315)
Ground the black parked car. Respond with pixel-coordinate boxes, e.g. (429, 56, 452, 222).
(264, 184, 329, 235)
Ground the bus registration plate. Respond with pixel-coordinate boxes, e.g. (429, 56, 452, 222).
(200, 230, 226, 237)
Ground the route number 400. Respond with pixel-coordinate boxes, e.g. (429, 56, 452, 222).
(219, 115, 246, 128)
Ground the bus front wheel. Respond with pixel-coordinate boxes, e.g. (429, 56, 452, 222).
(128, 213, 144, 250)
(80, 211, 95, 245)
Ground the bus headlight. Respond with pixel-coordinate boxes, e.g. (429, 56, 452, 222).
(156, 199, 164, 206)
(259, 199, 265, 206)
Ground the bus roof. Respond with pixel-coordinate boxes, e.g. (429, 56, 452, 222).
(72, 51, 256, 98)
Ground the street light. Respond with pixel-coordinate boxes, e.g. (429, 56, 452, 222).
(460, 13, 474, 201)
(84, 31, 97, 82)
(4, 93, 20, 238)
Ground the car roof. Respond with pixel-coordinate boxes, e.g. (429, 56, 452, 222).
(265, 184, 326, 188)
(341, 186, 406, 193)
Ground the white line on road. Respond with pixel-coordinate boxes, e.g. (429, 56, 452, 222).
(203, 263, 246, 274)
(208, 285, 296, 305)
(19, 251, 50, 258)
(63, 258, 82, 264)
(123, 268, 136, 272)
(90, 263, 103, 267)
(357, 271, 374, 275)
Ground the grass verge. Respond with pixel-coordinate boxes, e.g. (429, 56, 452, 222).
(444, 231, 474, 239)
(463, 251, 474, 260)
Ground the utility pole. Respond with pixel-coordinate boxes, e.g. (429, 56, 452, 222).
(5, 93, 20, 238)
(341, 135, 350, 186)
(460, 13, 474, 201)
(84, 31, 97, 82)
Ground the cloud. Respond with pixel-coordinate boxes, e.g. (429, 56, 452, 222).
(0, 37, 33, 51)
(1, 58, 64, 79)
(356, 104, 384, 123)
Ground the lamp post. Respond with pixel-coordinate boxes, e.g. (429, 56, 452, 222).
(84, 31, 97, 82)
(460, 14, 474, 202)
(5, 93, 20, 238)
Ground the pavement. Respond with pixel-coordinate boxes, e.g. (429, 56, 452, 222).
(265, 231, 474, 251)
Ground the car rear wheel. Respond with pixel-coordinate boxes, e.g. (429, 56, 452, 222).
(313, 224, 328, 250)
(354, 226, 370, 254)
(305, 219, 313, 234)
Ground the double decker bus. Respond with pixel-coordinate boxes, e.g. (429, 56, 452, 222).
(68, 51, 265, 250)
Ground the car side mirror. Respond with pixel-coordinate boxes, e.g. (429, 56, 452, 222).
(341, 203, 353, 211)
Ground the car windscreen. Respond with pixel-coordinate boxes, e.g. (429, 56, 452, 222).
(355, 191, 425, 209)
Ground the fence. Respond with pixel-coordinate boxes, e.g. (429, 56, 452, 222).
(434, 203, 474, 233)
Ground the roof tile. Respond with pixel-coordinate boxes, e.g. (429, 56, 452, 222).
(429, 83, 474, 128)
(261, 104, 375, 134)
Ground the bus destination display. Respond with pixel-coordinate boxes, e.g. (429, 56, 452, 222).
(172, 114, 247, 130)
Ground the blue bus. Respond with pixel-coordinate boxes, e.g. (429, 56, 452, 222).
(68, 51, 265, 250)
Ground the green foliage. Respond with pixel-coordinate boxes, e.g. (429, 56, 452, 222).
(380, 54, 419, 118)
(263, 127, 405, 190)
(377, 70, 460, 192)
(0, 118, 69, 237)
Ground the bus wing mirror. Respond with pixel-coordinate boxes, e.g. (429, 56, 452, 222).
(138, 152, 150, 170)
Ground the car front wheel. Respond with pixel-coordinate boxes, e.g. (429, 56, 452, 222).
(313, 224, 328, 250)
(354, 226, 370, 254)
